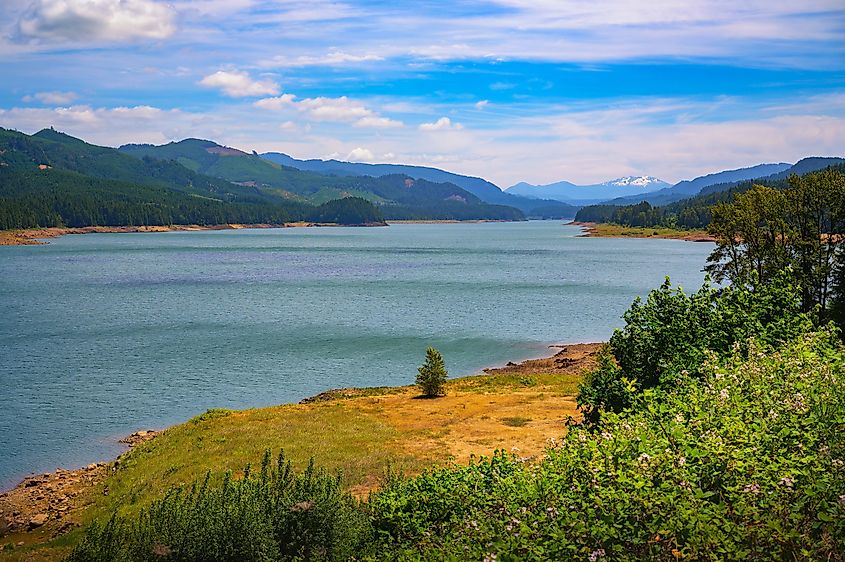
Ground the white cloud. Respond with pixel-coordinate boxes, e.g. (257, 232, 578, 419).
(260, 50, 384, 68)
(16, 0, 176, 43)
(199, 70, 280, 97)
(419, 117, 463, 131)
(296, 96, 372, 121)
(354, 116, 403, 129)
(346, 147, 374, 162)
(253, 94, 297, 110)
(475, 100, 490, 110)
(255, 94, 403, 127)
(23, 91, 79, 104)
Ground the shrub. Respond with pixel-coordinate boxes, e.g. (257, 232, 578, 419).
(416, 347, 448, 397)
(578, 272, 813, 421)
(67, 451, 369, 562)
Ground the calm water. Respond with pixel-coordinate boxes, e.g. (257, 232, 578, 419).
(0, 222, 712, 489)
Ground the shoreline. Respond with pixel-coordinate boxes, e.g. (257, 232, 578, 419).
(571, 221, 716, 242)
(0, 342, 601, 542)
(0, 221, 388, 247)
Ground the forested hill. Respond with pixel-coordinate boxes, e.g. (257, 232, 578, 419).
(0, 128, 525, 228)
(575, 160, 845, 229)
(0, 128, 385, 228)
(119, 139, 526, 221)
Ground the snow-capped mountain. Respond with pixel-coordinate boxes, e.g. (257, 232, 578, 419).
(506, 176, 670, 205)
(602, 176, 669, 188)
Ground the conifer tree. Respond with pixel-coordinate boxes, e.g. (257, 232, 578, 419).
(416, 347, 447, 397)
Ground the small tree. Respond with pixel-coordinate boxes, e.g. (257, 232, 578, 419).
(416, 347, 448, 397)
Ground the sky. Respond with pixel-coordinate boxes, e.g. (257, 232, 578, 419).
(1, 0, 845, 187)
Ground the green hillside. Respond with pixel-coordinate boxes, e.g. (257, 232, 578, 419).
(0, 129, 385, 228)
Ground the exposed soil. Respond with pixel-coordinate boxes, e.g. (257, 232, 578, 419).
(0, 222, 387, 246)
(482, 342, 602, 376)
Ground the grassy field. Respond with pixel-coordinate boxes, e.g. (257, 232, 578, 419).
(573, 222, 714, 241)
(0, 345, 598, 561)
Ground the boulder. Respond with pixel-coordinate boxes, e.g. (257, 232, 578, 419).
(28, 513, 48, 528)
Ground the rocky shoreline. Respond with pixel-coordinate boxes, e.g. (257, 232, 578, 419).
(0, 431, 157, 544)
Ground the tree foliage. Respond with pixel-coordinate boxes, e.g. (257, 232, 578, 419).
(416, 347, 448, 397)
(706, 169, 845, 321)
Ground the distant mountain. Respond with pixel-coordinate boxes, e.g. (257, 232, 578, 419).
(575, 157, 845, 229)
(119, 139, 525, 221)
(506, 176, 670, 205)
(697, 157, 845, 196)
(603, 163, 793, 206)
(261, 152, 578, 218)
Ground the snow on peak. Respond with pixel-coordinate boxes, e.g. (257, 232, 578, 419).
(601, 176, 665, 188)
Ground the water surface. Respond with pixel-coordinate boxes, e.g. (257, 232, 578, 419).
(0, 221, 712, 489)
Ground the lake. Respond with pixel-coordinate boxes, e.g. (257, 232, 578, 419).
(0, 221, 712, 489)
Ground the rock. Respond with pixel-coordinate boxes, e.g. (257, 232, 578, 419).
(28, 513, 48, 528)
(17, 541, 24, 546)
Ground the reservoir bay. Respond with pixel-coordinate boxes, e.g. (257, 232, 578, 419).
(0, 221, 712, 489)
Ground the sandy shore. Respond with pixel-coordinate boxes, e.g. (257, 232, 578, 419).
(571, 221, 716, 242)
(0, 343, 600, 546)
(0, 222, 387, 246)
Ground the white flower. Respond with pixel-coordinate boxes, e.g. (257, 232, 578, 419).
(589, 549, 606, 562)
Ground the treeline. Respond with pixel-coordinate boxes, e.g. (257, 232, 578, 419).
(0, 168, 384, 229)
(575, 165, 844, 230)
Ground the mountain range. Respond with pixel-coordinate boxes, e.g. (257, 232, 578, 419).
(3, 126, 843, 233)
(506, 176, 671, 205)
(260, 152, 578, 218)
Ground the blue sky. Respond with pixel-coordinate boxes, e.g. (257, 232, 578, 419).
(1, 0, 844, 186)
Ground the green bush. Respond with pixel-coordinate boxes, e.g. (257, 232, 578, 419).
(416, 347, 448, 398)
(67, 451, 369, 562)
(578, 272, 813, 421)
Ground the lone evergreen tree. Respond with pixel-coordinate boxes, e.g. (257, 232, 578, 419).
(416, 347, 447, 397)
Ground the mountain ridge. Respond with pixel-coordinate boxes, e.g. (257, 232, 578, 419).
(260, 152, 578, 218)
